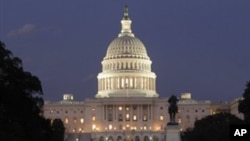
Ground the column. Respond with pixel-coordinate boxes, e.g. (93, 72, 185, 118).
(114, 105, 116, 121)
(149, 78, 152, 90)
(114, 77, 117, 90)
(113, 105, 115, 121)
(108, 77, 111, 90)
(102, 78, 105, 90)
(147, 78, 149, 90)
(142, 77, 144, 89)
(104, 78, 106, 90)
(153, 78, 156, 90)
(149, 105, 152, 120)
(130, 105, 132, 121)
(147, 105, 150, 120)
(117, 77, 119, 89)
(130, 77, 133, 88)
(139, 105, 141, 120)
(127, 77, 130, 88)
(134, 77, 136, 89)
(100, 78, 103, 90)
(111, 77, 113, 90)
(104, 105, 106, 120)
(144, 77, 146, 89)
(151, 78, 153, 90)
(97, 79, 99, 90)
(132, 77, 134, 88)
(138, 105, 140, 120)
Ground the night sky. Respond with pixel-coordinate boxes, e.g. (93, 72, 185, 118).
(1, 0, 250, 102)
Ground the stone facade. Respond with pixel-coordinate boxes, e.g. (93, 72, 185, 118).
(44, 94, 214, 141)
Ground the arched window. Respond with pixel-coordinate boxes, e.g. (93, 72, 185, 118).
(144, 136, 149, 141)
(108, 136, 113, 141)
(117, 136, 122, 141)
(99, 136, 104, 141)
(135, 136, 140, 141)
(153, 136, 158, 141)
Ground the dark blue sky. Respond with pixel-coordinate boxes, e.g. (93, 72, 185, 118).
(1, 0, 250, 102)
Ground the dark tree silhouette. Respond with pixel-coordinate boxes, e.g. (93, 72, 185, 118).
(181, 113, 244, 141)
(0, 41, 52, 141)
(51, 119, 65, 141)
(238, 81, 250, 124)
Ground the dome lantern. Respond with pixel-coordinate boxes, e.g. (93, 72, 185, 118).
(119, 5, 134, 37)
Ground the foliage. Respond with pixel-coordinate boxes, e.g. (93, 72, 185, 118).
(238, 81, 250, 123)
(51, 119, 65, 141)
(182, 113, 244, 141)
(0, 41, 64, 141)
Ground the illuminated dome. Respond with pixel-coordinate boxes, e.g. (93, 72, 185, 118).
(96, 5, 158, 98)
(104, 35, 150, 60)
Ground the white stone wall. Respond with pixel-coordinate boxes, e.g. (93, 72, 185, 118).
(43, 97, 213, 133)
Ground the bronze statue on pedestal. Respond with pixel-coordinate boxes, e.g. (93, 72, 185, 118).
(168, 95, 179, 124)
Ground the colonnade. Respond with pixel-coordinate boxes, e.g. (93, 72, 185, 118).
(103, 104, 152, 122)
(102, 61, 151, 72)
(98, 76, 156, 91)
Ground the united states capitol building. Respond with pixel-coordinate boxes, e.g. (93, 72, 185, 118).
(43, 6, 243, 141)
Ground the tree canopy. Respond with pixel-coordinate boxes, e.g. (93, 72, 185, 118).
(51, 119, 65, 141)
(0, 41, 64, 141)
(238, 81, 250, 123)
(182, 113, 244, 141)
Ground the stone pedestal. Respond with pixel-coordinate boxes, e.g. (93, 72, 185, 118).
(166, 123, 181, 141)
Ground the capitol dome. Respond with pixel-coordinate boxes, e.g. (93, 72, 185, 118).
(95, 5, 159, 98)
(104, 35, 150, 60)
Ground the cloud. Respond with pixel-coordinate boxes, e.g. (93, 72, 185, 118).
(7, 24, 37, 38)
(82, 74, 96, 83)
(6, 24, 61, 38)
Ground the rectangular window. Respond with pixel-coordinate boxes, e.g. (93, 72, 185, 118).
(80, 118, 84, 124)
(118, 114, 123, 121)
(73, 118, 77, 124)
(160, 115, 163, 121)
(143, 114, 147, 121)
(133, 115, 137, 121)
(126, 114, 130, 121)
(92, 124, 96, 130)
(92, 115, 96, 121)
(109, 124, 113, 130)
(65, 117, 69, 124)
(178, 118, 182, 123)
(108, 113, 113, 121)
(126, 106, 130, 111)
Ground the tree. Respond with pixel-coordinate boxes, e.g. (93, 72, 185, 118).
(182, 113, 244, 141)
(0, 41, 52, 141)
(51, 119, 65, 141)
(238, 81, 250, 123)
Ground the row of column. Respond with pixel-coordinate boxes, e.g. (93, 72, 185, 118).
(98, 76, 155, 91)
(103, 61, 151, 71)
(103, 105, 152, 122)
